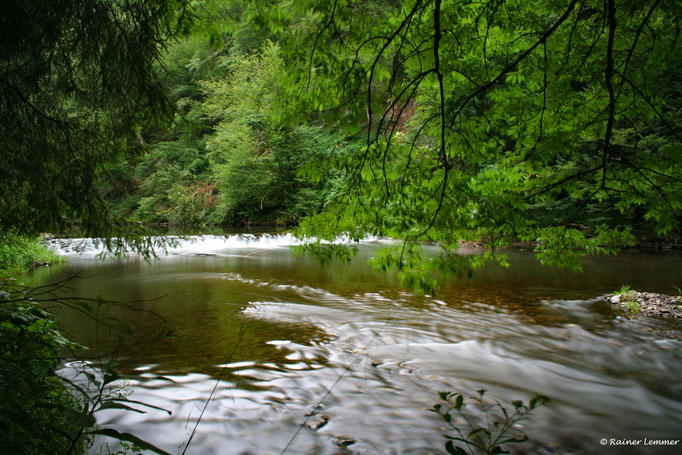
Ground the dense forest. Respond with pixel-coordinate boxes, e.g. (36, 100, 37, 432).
(1, 0, 681, 453)
(100, 0, 682, 268)
(3, 0, 680, 256)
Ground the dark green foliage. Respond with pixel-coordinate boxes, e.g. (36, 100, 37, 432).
(0, 299, 83, 455)
(0, 0, 190, 235)
(198, 41, 306, 224)
(1, 243, 177, 455)
(211, 123, 344, 225)
(5, 0, 680, 272)
(86, 1, 364, 229)
(111, 34, 351, 227)
(0, 238, 77, 454)
(131, 138, 220, 226)
(431, 389, 550, 455)
(0, 289, 175, 455)
(0, 233, 62, 277)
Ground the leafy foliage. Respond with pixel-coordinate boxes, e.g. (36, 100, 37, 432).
(0, 238, 73, 454)
(252, 0, 682, 290)
(431, 389, 550, 455)
(131, 138, 220, 226)
(0, 0, 190, 235)
(0, 294, 84, 454)
(202, 41, 351, 224)
(0, 235, 175, 455)
(1, 271, 177, 455)
(4, 0, 680, 267)
(0, 233, 62, 277)
(62, 360, 173, 455)
(615, 284, 632, 298)
(98, 8, 354, 228)
(614, 284, 641, 313)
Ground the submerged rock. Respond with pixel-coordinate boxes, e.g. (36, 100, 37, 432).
(333, 437, 356, 448)
(307, 414, 329, 431)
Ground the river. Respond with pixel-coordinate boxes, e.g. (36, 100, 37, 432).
(34, 234, 682, 454)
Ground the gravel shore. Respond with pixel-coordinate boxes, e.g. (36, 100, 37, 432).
(607, 291, 682, 319)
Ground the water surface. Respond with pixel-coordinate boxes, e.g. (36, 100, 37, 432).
(36, 235, 682, 454)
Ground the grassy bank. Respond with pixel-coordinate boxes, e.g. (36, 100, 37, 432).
(0, 233, 62, 277)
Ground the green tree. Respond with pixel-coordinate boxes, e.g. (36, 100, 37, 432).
(1, 3, 192, 452)
(131, 137, 219, 226)
(250, 0, 682, 290)
(0, 0, 191, 236)
(202, 41, 348, 224)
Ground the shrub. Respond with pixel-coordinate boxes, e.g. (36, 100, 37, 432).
(431, 389, 549, 455)
(0, 299, 86, 455)
(0, 233, 61, 277)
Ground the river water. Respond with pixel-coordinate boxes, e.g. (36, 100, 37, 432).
(35, 235, 682, 454)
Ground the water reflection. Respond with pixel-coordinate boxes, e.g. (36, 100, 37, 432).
(37, 236, 682, 454)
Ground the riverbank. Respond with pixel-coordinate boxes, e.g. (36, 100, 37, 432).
(0, 235, 84, 454)
(1, 234, 62, 276)
(607, 291, 682, 319)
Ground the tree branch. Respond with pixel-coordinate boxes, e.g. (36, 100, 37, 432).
(448, 0, 578, 129)
(601, 0, 617, 190)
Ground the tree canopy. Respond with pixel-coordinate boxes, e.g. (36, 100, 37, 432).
(0, 0, 191, 235)
(2, 0, 680, 287)
(259, 0, 682, 288)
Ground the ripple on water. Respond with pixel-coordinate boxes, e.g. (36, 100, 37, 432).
(46, 245, 682, 455)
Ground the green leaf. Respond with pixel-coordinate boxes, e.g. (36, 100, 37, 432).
(467, 428, 487, 438)
(107, 398, 172, 415)
(498, 435, 529, 444)
(83, 371, 101, 387)
(529, 396, 539, 408)
(62, 408, 96, 428)
(454, 394, 464, 410)
(96, 401, 147, 414)
(445, 441, 469, 455)
(75, 302, 94, 314)
(103, 371, 119, 385)
(87, 428, 172, 455)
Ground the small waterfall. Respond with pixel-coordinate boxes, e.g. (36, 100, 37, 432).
(43, 233, 381, 258)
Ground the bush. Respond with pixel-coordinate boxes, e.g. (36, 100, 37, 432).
(0, 235, 80, 454)
(431, 389, 549, 455)
(0, 298, 86, 455)
(0, 233, 61, 277)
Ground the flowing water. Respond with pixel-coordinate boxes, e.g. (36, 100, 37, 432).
(34, 235, 682, 455)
